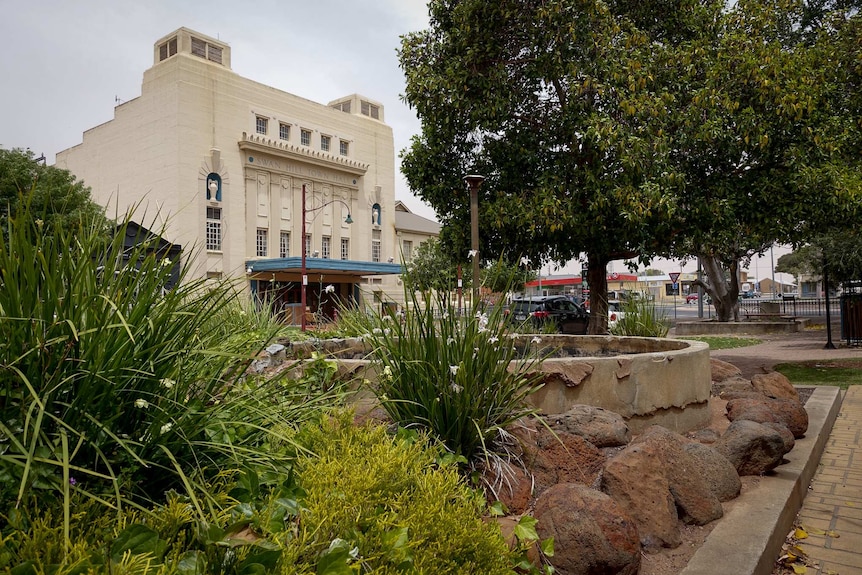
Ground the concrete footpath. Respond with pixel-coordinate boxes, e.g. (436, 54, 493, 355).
(678, 326, 862, 575)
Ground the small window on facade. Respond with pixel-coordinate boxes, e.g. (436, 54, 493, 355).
(320, 135, 330, 152)
(341, 238, 349, 260)
(339, 140, 349, 156)
(159, 37, 177, 61)
(191, 37, 207, 58)
(280, 232, 290, 258)
(256, 228, 268, 257)
(330, 101, 351, 113)
(190, 37, 224, 65)
(305, 234, 312, 257)
(402, 240, 413, 261)
(372, 229, 381, 263)
(206, 207, 222, 251)
(256, 116, 268, 135)
(322, 236, 331, 259)
(207, 44, 222, 64)
(301, 129, 311, 147)
(360, 100, 379, 119)
(279, 123, 290, 141)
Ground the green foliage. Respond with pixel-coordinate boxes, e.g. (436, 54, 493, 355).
(402, 237, 457, 292)
(0, 197, 346, 526)
(360, 290, 547, 463)
(610, 296, 670, 337)
(0, 148, 106, 234)
(288, 415, 515, 574)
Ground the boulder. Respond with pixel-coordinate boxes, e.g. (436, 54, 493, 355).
(687, 428, 721, 444)
(751, 372, 800, 401)
(711, 358, 743, 382)
(713, 420, 786, 475)
(726, 396, 808, 438)
(534, 483, 641, 575)
(601, 444, 680, 550)
(547, 405, 631, 447)
(525, 428, 606, 496)
(761, 422, 796, 455)
(714, 376, 758, 398)
(719, 388, 767, 401)
(682, 442, 741, 501)
(482, 461, 533, 515)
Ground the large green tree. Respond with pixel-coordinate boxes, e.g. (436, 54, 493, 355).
(400, 0, 687, 332)
(0, 148, 105, 233)
(658, 0, 862, 320)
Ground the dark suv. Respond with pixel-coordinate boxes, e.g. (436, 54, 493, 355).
(509, 296, 589, 334)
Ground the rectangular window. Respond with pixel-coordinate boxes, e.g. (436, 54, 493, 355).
(191, 37, 223, 64)
(256, 116, 268, 135)
(279, 123, 290, 141)
(207, 44, 222, 64)
(256, 228, 268, 257)
(361, 100, 380, 119)
(159, 37, 177, 61)
(206, 207, 221, 251)
(341, 238, 349, 260)
(305, 234, 312, 257)
(321, 236, 331, 259)
(372, 229, 381, 263)
(339, 140, 349, 156)
(301, 129, 311, 147)
(402, 240, 413, 261)
(320, 135, 330, 152)
(191, 37, 207, 58)
(279, 231, 290, 258)
(331, 101, 351, 113)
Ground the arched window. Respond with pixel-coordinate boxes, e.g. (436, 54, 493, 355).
(206, 173, 222, 202)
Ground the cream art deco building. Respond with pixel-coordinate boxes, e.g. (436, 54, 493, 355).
(57, 27, 405, 323)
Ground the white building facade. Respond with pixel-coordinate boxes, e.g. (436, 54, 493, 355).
(57, 27, 401, 323)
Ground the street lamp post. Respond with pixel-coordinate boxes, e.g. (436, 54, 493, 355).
(300, 183, 353, 331)
(464, 175, 485, 306)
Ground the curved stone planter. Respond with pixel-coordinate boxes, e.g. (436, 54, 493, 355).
(276, 335, 711, 434)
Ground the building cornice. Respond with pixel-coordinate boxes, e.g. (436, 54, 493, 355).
(239, 132, 369, 177)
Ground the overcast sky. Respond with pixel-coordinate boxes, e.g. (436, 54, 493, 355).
(0, 0, 435, 217)
(0, 0, 791, 277)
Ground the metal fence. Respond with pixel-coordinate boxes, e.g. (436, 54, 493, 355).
(737, 297, 828, 317)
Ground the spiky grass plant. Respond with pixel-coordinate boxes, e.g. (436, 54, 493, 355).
(360, 290, 547, 465)
(0, 196, 346, 533)
(609, 295, 671, 337)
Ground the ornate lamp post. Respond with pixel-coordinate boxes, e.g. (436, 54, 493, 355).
(301, 183, 353, 331)
(464, 175, 485, 305)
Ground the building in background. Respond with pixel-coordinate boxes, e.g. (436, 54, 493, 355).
(56, 27, 400, 323)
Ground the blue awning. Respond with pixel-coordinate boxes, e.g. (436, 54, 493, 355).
(245, 257, 401, 276)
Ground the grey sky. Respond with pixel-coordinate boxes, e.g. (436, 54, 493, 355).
(0, 0, 435, 218)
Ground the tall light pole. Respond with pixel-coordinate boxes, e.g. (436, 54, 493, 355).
(300, 184, 353, 331)
(464, 175, 485, 306)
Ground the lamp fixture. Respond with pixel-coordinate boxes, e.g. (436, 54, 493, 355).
(344, 213, 353, 224)
(246, 267, 253, 274)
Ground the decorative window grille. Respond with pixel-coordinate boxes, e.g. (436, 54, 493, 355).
(372, 229, 381, 263)
(279, 232, 290, 258)
(256, 228, 268, 257)
(341, 238, 349, 260)
(322, 236, 331, 259)
(206, 207, 221, 251)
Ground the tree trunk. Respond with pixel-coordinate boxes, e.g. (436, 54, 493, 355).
(587, 253, 610, 334)
(697, 255, 741, 322)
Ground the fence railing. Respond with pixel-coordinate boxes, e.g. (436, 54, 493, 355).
(737, 297, 829, 317)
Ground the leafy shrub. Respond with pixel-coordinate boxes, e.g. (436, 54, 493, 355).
(610, 295, 670, 337)
(360, 291, 546, 464)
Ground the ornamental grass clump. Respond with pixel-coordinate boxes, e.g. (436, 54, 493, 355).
(361, 290, 547, 464)
(610, 294, 671, 337)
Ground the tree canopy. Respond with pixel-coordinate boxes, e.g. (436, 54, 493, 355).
(399, 0, 862, 326)
(0, 148, 105, 234)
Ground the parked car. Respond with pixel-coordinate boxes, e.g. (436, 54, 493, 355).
(685, 293, 699, 304)
(608, 300, 626, 329)
(509, 295, 589, 334)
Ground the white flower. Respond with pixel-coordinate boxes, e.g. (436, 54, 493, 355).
(476, 312, 488, 331)
(450, 383, 463, 394)
(325, 284, 336, 294)
(531, 336, 542, 344)
(489, 336, 500, 344)
(382, 365, 393, 378)
(446, 337, 456, 345)
(160, 422, 173, 434)
(372, 327, 383, 334)
(520, 256, 531, 266)
(383, 328, 391, 335)
(450, 365, 459, 376)
(134, 398, 149, 409)
(382, 314, 393, 321)
(160, 378, 175, 389)
(468, 249, 478, 259)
